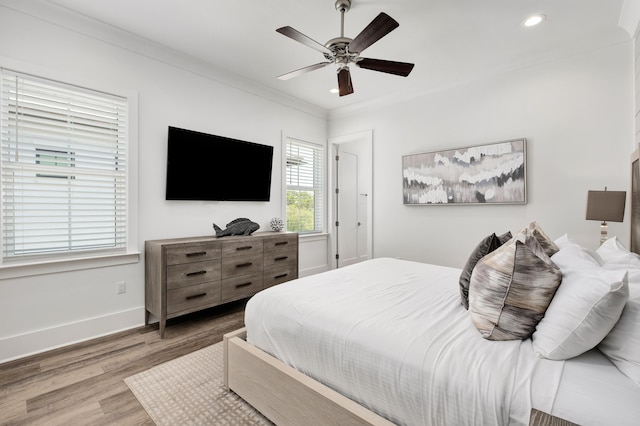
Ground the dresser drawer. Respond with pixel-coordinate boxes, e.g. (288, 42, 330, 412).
(167, 281, 221, 315)
(263, 234, 298, 252)
(221, 252, 263, 278)
(165, 244, 220, 266)
(221, 239, 263, 257)
(263, 245, 297, 269)
(221, 273, 264, 302)
(264, 264, 297, 288)
(166, 260, 221, 290)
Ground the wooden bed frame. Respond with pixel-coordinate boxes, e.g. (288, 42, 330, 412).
(223, 327, 394, 425)
(223, 327, 573, 426)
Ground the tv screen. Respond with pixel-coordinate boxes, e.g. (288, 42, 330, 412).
(165, 126, 274, 201)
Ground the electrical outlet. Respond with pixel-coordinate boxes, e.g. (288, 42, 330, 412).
(117, 281, 126, 294)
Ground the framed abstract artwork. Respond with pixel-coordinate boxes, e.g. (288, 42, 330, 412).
(402, 138, 527, 205)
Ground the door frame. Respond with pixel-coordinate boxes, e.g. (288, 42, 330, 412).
(328, 130, 373, 268)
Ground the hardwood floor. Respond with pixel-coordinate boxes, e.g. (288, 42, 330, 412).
(0, 300, 247, 425)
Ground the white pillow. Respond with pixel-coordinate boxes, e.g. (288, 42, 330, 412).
(598, 296, 640, 385)
(532, 246, 629, 360)
(597, 237, 640, 287)
(597, 237, 640, 266)
(553, 233, 572, 249)
(602, 264, 640, 289)
(552, 234, 603, 267)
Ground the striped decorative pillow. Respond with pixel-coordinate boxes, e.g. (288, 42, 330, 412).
(524, 221, 559, 258)
(469, 229, 562, 340)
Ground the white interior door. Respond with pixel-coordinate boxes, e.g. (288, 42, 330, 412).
(337, 149, 360, 267)
(330, 131, 373, 269)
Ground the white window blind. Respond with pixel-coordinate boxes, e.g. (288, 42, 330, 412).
(0, 69, 128, 262)
(286, 138, 324, 233)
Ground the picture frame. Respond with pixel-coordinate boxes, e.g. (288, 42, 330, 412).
(402, 138, 527, 205)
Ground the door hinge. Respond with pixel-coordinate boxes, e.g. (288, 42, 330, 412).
(335, 253, 340, 260)
(335, 188, 339, 194)
(335, 221, 339, 227)
(335, 155, 339, 161)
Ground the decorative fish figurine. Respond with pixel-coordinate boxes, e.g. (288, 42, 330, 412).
(213, 218, 260, 237)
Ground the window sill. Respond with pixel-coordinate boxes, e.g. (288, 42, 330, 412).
(298, 232, 329, 242)
(0, 251, 141, 280)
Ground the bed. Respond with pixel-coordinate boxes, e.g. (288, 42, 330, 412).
(223, 223, 640, 425)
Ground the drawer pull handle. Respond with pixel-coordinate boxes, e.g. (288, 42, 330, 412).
(186, 270, 207, 277)
(236, 262, 252, 268)
(186, 292, 207, 300)
(275, 256, 288, 261)
(236, 246, 253, 251)
(274, 273, 288, 279)
(186, 251, 207, 257)
(235, 282, 252, 288)
(275, 242, 288, 246)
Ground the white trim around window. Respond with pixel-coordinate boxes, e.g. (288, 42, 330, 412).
(0, 60, 139, 278)
(282, 135, 326, 235)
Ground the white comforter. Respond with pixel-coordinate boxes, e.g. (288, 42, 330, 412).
(245, 258, 563, 426)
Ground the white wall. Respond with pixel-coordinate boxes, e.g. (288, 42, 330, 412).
(329, 41, 635, 268)
(0, 2, 636, 362)
(0, 4, 327, 362)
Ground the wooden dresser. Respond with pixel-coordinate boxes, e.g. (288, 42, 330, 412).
(145, 232, 298, 338)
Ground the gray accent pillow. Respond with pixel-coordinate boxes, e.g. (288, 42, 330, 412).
(468, 231, 562, 340)
(459, 231, 512, 309)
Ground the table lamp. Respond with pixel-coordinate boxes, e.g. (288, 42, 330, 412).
(585, 187, 626, 244)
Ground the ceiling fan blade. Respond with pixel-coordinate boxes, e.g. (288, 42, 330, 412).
(337, 67, 354, 96)
(276, 26, 332, 55)
(277, 62, 332, 80)
(356, 58, 415, 77)
(348, 12, 399, 54)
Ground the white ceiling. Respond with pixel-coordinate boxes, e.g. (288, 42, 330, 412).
(45, 0, 629, 112)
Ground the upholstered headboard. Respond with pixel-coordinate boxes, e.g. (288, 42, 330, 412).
(631, 150, 640, 254)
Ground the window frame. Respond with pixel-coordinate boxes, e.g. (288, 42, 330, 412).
(0, 64, 139, 279)
(283, 136, 326, 235)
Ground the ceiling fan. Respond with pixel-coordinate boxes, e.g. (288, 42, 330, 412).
(276, 0, 415, 96)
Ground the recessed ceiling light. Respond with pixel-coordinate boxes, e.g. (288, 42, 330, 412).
(330, 88, 339, 94)
(523, 14, 545, 27)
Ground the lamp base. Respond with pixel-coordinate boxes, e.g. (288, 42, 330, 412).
(600, 221, 608, 245)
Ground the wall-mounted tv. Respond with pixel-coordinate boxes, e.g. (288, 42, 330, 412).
(165, 126, 274, 201)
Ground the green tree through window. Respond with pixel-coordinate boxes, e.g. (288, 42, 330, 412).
(286, 190, 315, 232)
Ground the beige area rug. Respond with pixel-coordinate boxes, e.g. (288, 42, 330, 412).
(124, 342, 273, 425)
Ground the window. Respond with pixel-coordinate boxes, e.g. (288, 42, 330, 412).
(286, 138, 324, 233)
(0, 69, 129, 263)
(36, 148, 75, 179)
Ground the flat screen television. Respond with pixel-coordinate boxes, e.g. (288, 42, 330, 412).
(165, 126, 274, 201)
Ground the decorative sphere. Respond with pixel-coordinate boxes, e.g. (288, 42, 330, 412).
(270, 217, 284, 232)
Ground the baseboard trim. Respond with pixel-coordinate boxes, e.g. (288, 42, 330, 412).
(300, 264, 329, 277)
(0, 307, 144, 363)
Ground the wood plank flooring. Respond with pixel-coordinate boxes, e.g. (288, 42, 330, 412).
(0, 299, 247, 425)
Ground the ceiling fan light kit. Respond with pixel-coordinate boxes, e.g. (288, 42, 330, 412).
(523, 14, 546, 27)
(276, 0, 415, 96)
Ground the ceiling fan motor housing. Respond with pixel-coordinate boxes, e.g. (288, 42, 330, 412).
(324, 37, 356, 66)
(335, 0, 351, 13)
